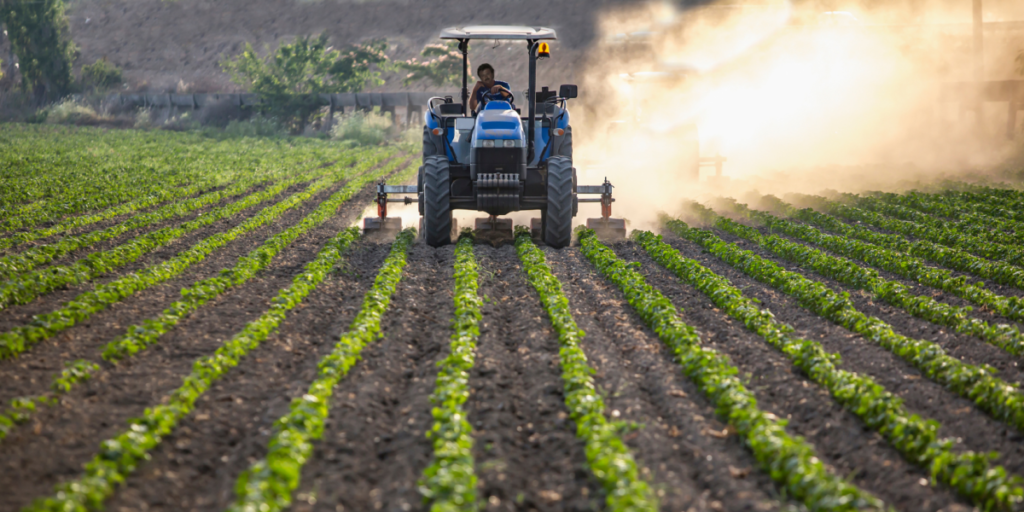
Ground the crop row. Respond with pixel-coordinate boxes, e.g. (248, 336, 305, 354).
(23, 226, 362, 512)
(102, 158, 412, 362)
(716, 202, 1024, 358)
(735, 201, 1024, 350)
(0, 359, 98, 441)
(1, 127, 350, 231)
(577, 228, 885, 511)
(514, 227, 657, 510)
(784, 198, 1024, 292)
(419, 235, 482, 511)
(0, 166, 325, 306)
(831, 194, 1024, 267)
(0, 147, 396, 309)
(667, 207, 1024, 433)
(0, 150, 399, 361)
(870, 191, 1024, 244)
(935, 188, 1024, 222)
(0, 158, 414, 442)
(0, 144, 367, 254)
(0, 148, 369, 280)
(635, 229, 1024, 510)
(231, 228, 416, 512)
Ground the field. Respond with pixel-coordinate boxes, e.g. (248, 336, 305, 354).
(4, 125, 1024, 512)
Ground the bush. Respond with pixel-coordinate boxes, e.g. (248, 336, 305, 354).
(81, 58, 123, 90)
(221, 32, 389, 132)
(330, 109, 391, 145)
(41, 98, 103, 124)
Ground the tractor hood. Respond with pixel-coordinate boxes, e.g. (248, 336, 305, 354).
(473, 103, 525, 143)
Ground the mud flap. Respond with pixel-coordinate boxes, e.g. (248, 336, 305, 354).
(586, 218, 627, 241)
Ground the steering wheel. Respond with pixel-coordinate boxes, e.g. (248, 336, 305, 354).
(481, 90, 515, 107)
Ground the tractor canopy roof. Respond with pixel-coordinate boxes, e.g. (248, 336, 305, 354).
(440, 25, 557, 40)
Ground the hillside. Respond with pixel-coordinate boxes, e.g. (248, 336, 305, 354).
(60, 0, 640, 94)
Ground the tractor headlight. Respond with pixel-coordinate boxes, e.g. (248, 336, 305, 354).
(482, 140, 495, 148)
(503, 139, 516, 148)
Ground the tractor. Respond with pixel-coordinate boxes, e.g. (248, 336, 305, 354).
(363, 25, 623, 247)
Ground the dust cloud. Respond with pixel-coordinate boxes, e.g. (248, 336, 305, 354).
(570, 0, 1024, 231)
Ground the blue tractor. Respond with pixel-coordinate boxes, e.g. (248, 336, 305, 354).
(365, 25, 622, 248)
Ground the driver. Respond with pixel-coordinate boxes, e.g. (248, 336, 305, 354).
(470, 63, 512, 112)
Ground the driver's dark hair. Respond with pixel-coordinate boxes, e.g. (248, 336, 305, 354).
(476, 63, 494, 78)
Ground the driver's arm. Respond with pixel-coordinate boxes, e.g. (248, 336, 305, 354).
(469, 82, 483, 111)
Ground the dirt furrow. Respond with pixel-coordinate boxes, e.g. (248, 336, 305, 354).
(0, 176, 366, 405)
(766, 227, 1024, 332)
(545, 246, 784, 512)
(0, 176, 321, 336)
(0, 183, 382, 511)
(468, 245, 600, 512)
(712, 228, 1024, 386)
(615, 240, 967, 511)
(290, 244, 454, 512)
(660, 232, 1024, 487)
(104, 241, 389, 512)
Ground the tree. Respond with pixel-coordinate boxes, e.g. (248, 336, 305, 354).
(0, 0, 77, 103)
(221, 32, 388, 131)
(395, 41, 465, 87)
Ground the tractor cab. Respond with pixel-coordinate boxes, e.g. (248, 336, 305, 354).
(365, 25, 624, 247)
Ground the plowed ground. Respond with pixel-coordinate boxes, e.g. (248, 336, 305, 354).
(6, 206, 1012, 511)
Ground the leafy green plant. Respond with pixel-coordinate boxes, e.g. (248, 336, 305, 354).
(0, 148, 364, 280)
(514, 227, 657, 511)
(0, 359, 97, 441)
(0, 149, 399, 361)
(419, 234, 481, 511)
(395, 41, 465, 87)
(0, 126, 346, 232)
(0, 162, 333, 308)
(231, 227, 415, 512)
(835, 193, 1024, 267)
(23, 226, 362, 512)
(221, 32, 389, 131)
(635, 229, 1024, 511)
(102, 156, 410, 362)
(727, 199, 1024, 355)
(80, 58, 123, 90)
(577, 228, 885, 512)
(786, 195, 1024, 292)
(664, 209, 1024, 435)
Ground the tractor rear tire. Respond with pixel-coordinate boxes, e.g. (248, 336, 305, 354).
(543, 156, 573, 248)
(422, 156, 453, 247)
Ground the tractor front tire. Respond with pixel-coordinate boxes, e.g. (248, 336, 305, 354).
(543, 156, 574, 248)
(422, 156, 452, 247)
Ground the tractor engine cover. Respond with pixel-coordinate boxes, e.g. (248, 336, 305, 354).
(475, 172, 521, 215)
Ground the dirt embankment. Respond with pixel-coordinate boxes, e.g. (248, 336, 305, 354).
(59, 0, 637, 94)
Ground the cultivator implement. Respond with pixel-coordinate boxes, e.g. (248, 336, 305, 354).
(364, 176, 624, 243)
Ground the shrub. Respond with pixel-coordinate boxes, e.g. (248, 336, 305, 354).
(221, 32, 389, 132)
(81, 58, 123, 90)
(42, 98, 102, 124)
